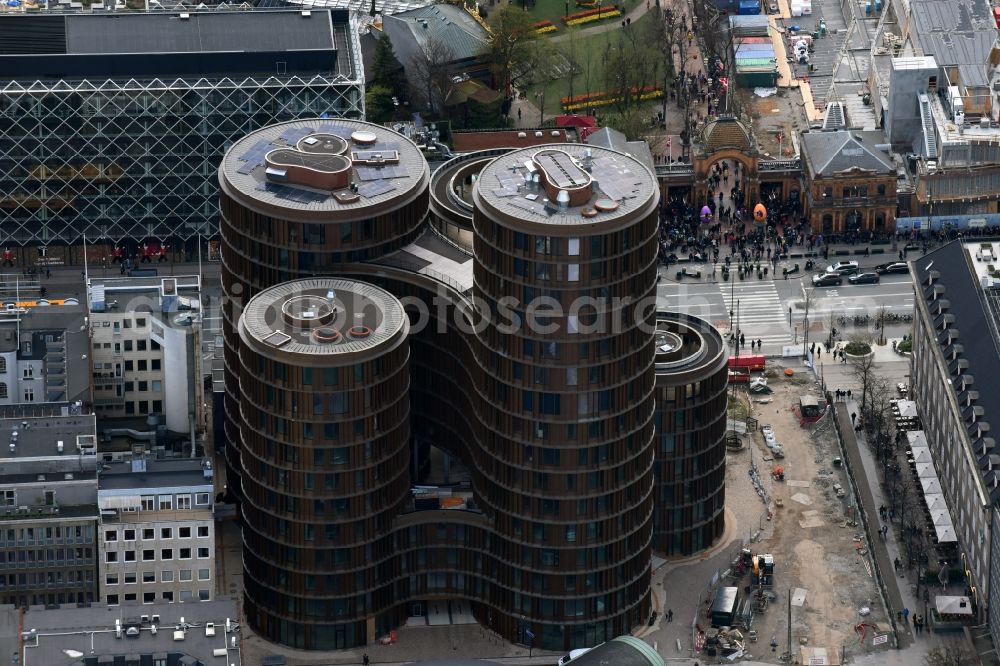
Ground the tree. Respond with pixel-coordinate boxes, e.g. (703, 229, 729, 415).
(924, 644, 977, 666)
(371, 33, 405, 93)
(875, 305, 889, 346)
(409, 37, 456, 117)
(651, 7, 691, 124)
(481, 6, 542, 97)
(365, 84, 396, 124)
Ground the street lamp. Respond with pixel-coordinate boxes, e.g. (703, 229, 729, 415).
(534, 90, 545, 126)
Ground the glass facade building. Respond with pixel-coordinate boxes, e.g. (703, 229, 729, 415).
(0, 9, 363, 250)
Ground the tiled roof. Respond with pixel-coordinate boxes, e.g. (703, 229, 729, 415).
(801, 129, 893, 177)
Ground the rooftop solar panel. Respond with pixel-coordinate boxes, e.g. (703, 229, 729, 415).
(357, 180, 396, 198)
(356, 166, 409, 181)
(236, 161, 258, 176)
(507, 197, 547, 216)
(237, 139, 274, 163)
(535, 151, 589, 188)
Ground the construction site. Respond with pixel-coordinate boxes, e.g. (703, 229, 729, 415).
(659, 368, 892, 664)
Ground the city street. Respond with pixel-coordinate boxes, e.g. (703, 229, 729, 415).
(658, 262, 915, 356)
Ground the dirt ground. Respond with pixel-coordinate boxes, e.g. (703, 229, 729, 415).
(730, 367, 889, 662)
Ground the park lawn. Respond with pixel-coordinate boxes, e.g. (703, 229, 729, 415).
(526, 10, 652, 118)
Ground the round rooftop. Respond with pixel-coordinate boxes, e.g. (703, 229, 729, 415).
(220, 118, 429, 220)
(239, 278, 407, 361)
(472, 143, 658, 232)
(654, 312, 726, 375)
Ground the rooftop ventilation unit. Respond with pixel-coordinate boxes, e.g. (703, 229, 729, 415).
(179, 12, 190, 19)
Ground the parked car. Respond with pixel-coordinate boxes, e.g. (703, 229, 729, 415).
(825, 260, 859, 275)
(812, 272, 843, 287)
(849, 272, 880, 284)
(875, 261, 909, 274)
(559, 648, 592, 665)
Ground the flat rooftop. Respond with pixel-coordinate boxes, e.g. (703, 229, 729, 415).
(371, 229, 475, 294)
(16, 598, 241, 666)
(221, 119, 428, 217)
(239, 278, 407, 358)
(98, 458, 213, 492)
(0, 413, 96, 460)
(473, 144, 658, 230)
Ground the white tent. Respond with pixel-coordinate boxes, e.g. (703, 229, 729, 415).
(915, 462, 938, 479)
(924, 493, 948, 511)
(908, 430, 928, 447)
(895, 400, 918, 418)
(934, 523, 958, 543)
(929, 509, 952, 526)
(908, 447, 932, 464)
(922, 477, 943, 494)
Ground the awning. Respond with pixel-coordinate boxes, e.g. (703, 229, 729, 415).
(908, 448, 932, 464)
(914, 462, 938, 479)
(907, 431, 928, 447)
(894, 400, 918, 418)
(921, 477, 943, 494)
(936, 595, 974, 615)
(99, 495, 142, 510)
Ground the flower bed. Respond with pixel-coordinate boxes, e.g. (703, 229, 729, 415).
(564, 5, 619, 21)
(565, 8, 621, 25)
(533, 19, 558, 34)
(844, 340, 872, 356)
(563, 89, 662, 112)
(561, 85, 660, 107)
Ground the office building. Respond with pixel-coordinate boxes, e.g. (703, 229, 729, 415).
(0, 598, 241, 666)
(0, 8, 363, 252)
(911, 240, 1000, 620)
(0, 412, 99, 606)
(651, 313, 728, 556)
(98, 455, 216, 606)
(88, 275, 204, 433)
(220, 119, 701, 650)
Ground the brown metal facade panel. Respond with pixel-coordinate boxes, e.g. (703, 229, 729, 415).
(219, 129, 727, 651)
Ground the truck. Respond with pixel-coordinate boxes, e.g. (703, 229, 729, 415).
(751, 553, 775, 587)
(710, 586, 741, 628)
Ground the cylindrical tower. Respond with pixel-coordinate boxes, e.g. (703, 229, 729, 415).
(651, 313, 729, 556)
(470, 145, 660, 648)
(429, 148, 512, 251)
(237, 278, 410, 649)
(218, 119, 429, 504)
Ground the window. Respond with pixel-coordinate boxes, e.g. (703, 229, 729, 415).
(22, 366, 32, 379)
(176, 495, 191, 510)
(179, 527, 191, 538)
(153, 400, 162, 413)
(198, 568, 211, 580)
(142, 571, 155, 583)
(123, 319, 131, 329)
(124, 573, 136, 584)
(105, 552, 118, 563)
(197, 526, 209, 538)
(180, 590, 193, 601)
(138, 360, 147, 371)
(143, 592, 155, 604)
(104, 530, 118, 542)
(124, 550, 136, 562)
(158, 495, 172, 510)
(124, 360, 133, 372)
(179, 548, 191, 559)
(179, 569, 192, 581)
(0, 383, 7, 399)
(124, 340, 133, 352)
(107, 594, 119, 605)
(136, 318, 146, 328)
(124, 529, 135, 541)
(137, 340, 147, 351)
(152, 380, 162, 392)
(142, 549, 155, 561)
(161, 570, 173, 582)
(106, 574, 119, 585)
(23, 388, 33, 402)
(197, 547, 210, 559)
(162, 591, 174, 602)
(140, 496, 154, 512)
(151, 359, 161, 371)
(198, 589, 210, 601)
(0, 358, 6, 373)
(161, 549, 172, 560)
(195, 493, 210, 506)
(138, 381, 148, 392)
(124, 593, 137, 602)
(160, 528, 172, 539)
(142, 527, 154, 539)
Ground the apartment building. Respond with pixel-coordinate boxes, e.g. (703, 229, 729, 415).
(0, 411, 99, 606)
(98, 456, 216, 606)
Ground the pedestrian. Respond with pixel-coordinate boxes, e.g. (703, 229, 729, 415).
(517, 108, 522, 122)
(847, 389, 852, 399)
(757, 339, 761, 350)
(851, 411, 857, 424)
(903, 607, 909, 622)
(363, 653, 370, 666)
(667, 608, 674, 622)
